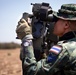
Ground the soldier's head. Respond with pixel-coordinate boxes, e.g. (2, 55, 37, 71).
(53, 4, 76, 37)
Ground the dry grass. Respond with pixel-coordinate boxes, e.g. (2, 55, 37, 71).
(0, 48, 22, 75)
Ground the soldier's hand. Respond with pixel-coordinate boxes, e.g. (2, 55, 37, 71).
(16, 19, 32, 40)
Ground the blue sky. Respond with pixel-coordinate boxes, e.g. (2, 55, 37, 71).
(0, 0, 76, 43)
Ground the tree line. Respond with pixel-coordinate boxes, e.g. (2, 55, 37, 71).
(0, 42, 21, 49)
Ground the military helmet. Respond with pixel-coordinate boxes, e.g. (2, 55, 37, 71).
(53, 4, 76, 20)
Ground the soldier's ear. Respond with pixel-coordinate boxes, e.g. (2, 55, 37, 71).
(64, 21, 70, 29)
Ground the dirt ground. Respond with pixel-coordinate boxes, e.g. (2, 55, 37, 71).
(0, 48, 22, 75)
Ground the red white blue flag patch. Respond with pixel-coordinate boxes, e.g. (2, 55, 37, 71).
(49, 45, 62, 55)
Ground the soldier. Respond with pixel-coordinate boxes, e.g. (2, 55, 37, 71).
(16, 4, 76, 75)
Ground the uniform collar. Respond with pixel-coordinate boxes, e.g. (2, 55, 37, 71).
(59, 31, 76, 41)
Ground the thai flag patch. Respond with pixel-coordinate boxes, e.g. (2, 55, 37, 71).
(49, 45, 62, 55)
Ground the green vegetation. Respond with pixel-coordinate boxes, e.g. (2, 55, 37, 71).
(0, 42, 21, 49)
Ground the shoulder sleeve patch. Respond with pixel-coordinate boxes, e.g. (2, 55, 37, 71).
(23, 40, 32, 47)
(23, 42, 29, 46)
(49, 45, 62, 55)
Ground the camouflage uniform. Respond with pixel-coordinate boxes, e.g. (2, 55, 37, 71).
(16, 4, 76, 75)
(22, 31, 76, 75)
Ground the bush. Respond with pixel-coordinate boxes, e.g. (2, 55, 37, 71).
(0, 42, 21, 49)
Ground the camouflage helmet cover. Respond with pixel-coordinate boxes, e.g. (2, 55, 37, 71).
(53, 4, 76, 20)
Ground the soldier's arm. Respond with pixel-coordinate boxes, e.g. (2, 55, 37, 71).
(22, 34, 50, 75)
